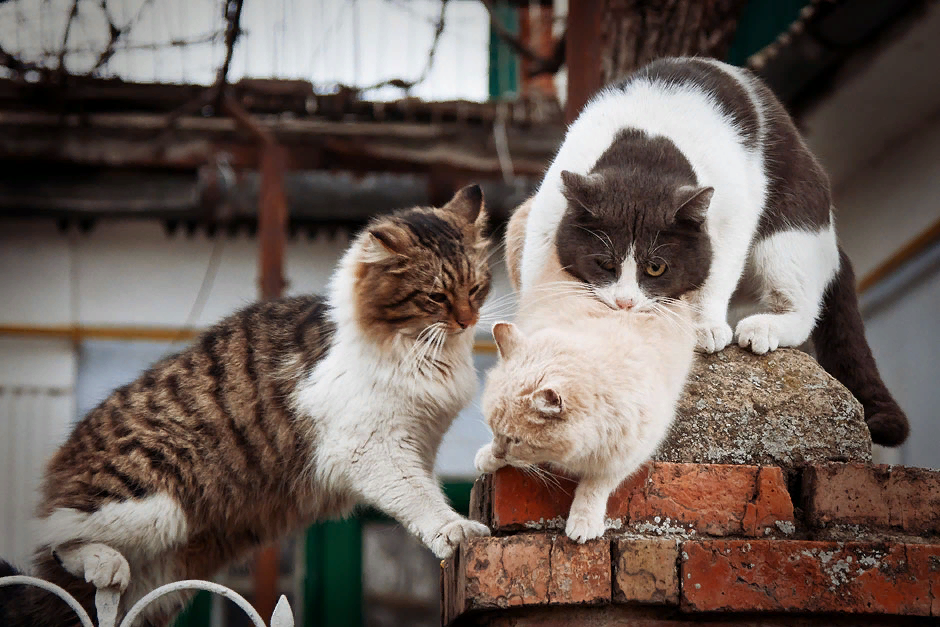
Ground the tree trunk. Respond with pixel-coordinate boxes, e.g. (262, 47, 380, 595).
(566, 0, 750, 120)
(600, 0, 751, 83)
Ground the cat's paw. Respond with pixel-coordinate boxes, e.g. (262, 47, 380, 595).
(565, 512, 606, 544)
(474, 443, 506, 474)
(55, 543, 131, 591)
(736, 315, 781, 355)
(430, 519, 491, 559)
(696, 321, 734, 353)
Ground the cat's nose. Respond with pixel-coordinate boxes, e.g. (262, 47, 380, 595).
(454, 304, 476, 329)
(616, 297, 635, 310)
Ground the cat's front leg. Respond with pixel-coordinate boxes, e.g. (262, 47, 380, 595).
(352, 447, 490, 559)
(565, 474, 621, 543)
(474, 441, 507, 474)
(53, 542, 131, 591)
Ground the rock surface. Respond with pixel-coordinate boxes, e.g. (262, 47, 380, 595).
(656, 345, 871, 469)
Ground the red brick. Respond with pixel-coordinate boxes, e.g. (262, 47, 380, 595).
(627, 464, 793, 536)
(613, 537, 679, 604)
(804, 463, 940, 534)
(681, 539, 940, 616)
(548, 535, 611, 605)
(486, 462, 794, 537)
(442, 533, 611, 621)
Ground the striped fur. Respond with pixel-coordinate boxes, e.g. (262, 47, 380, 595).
(3, 186, 493, 626)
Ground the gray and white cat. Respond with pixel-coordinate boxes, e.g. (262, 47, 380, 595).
(519, 57, 908, 446)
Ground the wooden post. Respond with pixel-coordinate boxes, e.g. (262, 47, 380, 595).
(222, 93, 287, 620)
(565, 0, 604, 124)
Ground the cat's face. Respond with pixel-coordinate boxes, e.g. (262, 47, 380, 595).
(480, 323, 591, 469)
(354, 185, 493, 339)
(555, 169, 713, 312)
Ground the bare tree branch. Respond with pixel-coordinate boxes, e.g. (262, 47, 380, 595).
(57, 0, 81, 74)
(215, 0, 245, 92)
(358, 0, 450, 93)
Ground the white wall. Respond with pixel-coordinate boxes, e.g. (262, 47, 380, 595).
(800, 5, 940, 468)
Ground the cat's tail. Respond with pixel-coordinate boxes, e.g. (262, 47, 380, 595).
(811, 246, 909, 446)
(0, 553, 96, 627)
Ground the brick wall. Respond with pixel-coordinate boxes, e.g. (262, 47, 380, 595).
(442, 462, 940, 625)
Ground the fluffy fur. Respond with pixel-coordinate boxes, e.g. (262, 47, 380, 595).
(0, 186, 492, 627)
(519, 57, 908, 446)
(477, 194, 700, 543)
(476, 294, 697, 543)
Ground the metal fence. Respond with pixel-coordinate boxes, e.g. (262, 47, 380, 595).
(0, 575, 293, 627)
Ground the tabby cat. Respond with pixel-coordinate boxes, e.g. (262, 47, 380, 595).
(0, 185, 492, 626)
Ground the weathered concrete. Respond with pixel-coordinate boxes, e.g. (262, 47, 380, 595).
(656, 346, 871, 469)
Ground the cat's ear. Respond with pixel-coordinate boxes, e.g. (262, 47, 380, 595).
(443, 184, 485, 225)
(673, 185, 714, 227)
(362, 224, 409, 265)
(532, 387, 564, 417)
(560, 170, 604, 216)
(492, 322, 523, 359)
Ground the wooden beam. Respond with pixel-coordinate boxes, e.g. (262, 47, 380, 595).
(0, 111, 561, 178)
(858, 217, 940, 294)
(565, 0, 604, 123)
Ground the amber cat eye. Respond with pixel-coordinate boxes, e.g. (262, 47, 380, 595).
(645, 262, 666, 277)
(428, 292, 448, 303)
(596, 259, 617, 272)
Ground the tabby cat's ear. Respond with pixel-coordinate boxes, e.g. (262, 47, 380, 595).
(673, 185, 714, 227)
(532, 387, 564, 417)
(492, 322, 523, 359)
(362, 224, 409, 265)
(443, 184, 485, 224)
(560, 170, 604, 216)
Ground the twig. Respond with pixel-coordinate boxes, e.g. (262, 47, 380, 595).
(57, 0, 81, 74)
(215, 0, 245, 95)
(0, 43, 39, 75)
(90, 0, 157, 73)
(356, 0, 449, 93)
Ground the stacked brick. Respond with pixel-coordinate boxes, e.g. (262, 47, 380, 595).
(442, 462, 940, 625)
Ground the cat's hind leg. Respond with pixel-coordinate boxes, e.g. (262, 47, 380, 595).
(735, 224, 839, 354)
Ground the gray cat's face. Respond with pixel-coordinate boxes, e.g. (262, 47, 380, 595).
(555, 169, 713, 312)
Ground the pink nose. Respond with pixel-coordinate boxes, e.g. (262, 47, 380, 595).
(616, 298, 634, 310)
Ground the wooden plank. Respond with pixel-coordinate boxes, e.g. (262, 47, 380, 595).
(858, 217, 940, 294)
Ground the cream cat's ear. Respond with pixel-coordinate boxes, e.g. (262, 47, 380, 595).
(532, 387, 564, 417)
(492, 322, 523, 359)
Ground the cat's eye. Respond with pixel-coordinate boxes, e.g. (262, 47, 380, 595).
(428, 292, 448, 303)
(596, 259, 617, 273)
(645, 262, 666, 277)
(469, 285, 480, 296)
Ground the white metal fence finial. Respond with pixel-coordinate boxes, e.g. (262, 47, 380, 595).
(95, 587, 121, 627)
(271, 595, 295, 627)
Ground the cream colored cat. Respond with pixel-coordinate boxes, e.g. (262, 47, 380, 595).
(475, 198, 699, 542)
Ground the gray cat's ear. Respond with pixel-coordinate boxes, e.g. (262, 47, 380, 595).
(532, 387, 564, 417)
(560, 170, 604, 216)
(673, 186, 714, 227)
(492, 322, 523, 359)
(363, 225, 408, 265)
(443, 184, 485, 224)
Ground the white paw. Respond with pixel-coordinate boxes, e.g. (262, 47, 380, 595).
(474, 443, 506, 474)
(564, 511, 606, 544)
(430, 518, 491, 559)
(76, 544, 130, 591)
(736, 315, 781, 355)
(696, 321, 734, 353)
